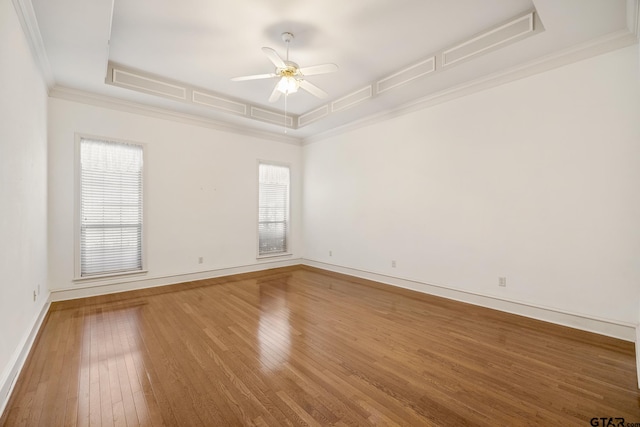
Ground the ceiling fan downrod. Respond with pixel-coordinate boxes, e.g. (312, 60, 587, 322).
(281, 32, 294, 62)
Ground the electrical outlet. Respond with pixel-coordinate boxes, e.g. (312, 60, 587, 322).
(499, 277, 507, 287)
(198, 257, 204, 264)
(392, 260, 397, 268)
(329, 250, 332, 257)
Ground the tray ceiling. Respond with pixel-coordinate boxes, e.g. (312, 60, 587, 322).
(25, 0, 640, 140)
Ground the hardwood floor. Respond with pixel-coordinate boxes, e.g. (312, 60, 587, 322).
(2, 266, 639, 426)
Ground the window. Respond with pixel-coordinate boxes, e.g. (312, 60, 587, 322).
(258, 163, 290, 256)
(79, 137, 144, 277)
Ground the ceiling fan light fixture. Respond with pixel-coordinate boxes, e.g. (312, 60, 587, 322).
(231, 31, 337, 107)
(277, 76, 299, 94)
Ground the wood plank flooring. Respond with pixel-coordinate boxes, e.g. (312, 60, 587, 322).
(2, 266, 639, 426)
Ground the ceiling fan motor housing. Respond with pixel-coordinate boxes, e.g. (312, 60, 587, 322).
(279, 62, 300, 77)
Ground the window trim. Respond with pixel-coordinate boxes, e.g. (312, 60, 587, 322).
(73, 133, 148, 281)
(256, 160, 292, 259)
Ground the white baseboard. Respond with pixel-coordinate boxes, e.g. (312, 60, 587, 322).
(0, 295, 51, 418)
(50, 258, 302, 301)
(302, 259, 636, 342)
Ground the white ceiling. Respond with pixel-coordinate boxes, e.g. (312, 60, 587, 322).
(28, 0, 638, 140)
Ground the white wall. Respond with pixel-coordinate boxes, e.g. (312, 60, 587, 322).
(303, 45, 640, 328)
(636, 39, 640, 388)
(0, 0, 49, 410)
(637, 298, 640, 387)
(48, 98, 302, 295)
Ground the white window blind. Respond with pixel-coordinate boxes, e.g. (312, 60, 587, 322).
(80, 138, 143, 276)
(258, 163, 290, 256)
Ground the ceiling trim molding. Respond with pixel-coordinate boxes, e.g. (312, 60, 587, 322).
(49, 86, 302, 146)
(298, 105, 329, 127)
(104, 10, 541, 134)
(296, 10, 542, 130)
(112, 67, 187, 100)
(106, 62, 300, 130)
(303, 29, 638, 145)
(250, 106, 294, 127)
(376, 58, 435, 94)
(192, 91, 247, 116)
(11, 0, 55, 91)
(331, 86, 373, 113)
(441, 13, 534, 67)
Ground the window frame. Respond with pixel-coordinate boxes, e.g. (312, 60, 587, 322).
(256, 160, 292, 259)
(73, 133, 148, 281)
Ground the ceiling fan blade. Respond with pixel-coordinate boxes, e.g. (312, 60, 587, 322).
(231, 73, 277, 82)
(262, 47, 286, 69)
(268, 83, 282, 103)
(298, 80, 328, 99)
(298, 63, 338, 76)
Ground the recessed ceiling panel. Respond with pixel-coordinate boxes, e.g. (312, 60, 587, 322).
(29, 0, 636, 139)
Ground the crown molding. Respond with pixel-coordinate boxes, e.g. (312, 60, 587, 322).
(49, 86, 303, 145)
(11, 0, 55, 91)
(303, 28, 638, 145)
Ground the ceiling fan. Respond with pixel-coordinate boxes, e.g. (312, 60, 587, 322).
(231, 32, 338, 103)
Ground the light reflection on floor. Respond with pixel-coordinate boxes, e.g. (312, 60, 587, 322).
(77, 305, 150, 426)
(257, 282, 292, 372)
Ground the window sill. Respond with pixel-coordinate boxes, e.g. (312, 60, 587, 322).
(73, 270, 148, 283)
(256, 253, 293, 260)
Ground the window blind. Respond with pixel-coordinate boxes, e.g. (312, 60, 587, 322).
(80, 138, 143, 276)
(258, 163, 290, 255)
